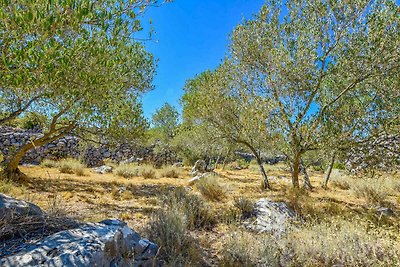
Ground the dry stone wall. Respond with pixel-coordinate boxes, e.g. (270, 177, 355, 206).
(0, 127, 176, 167)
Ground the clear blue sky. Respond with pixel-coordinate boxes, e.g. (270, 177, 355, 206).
(139, 0, 265, 118)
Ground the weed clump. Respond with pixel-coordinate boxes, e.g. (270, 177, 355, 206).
(58, 158, 85, 176)
(161, 166, 181, 178)
(114, 163, 140, 178)
(233, 197, 254, 219)
(195, 174, 226, 201)
(146, 187, 213, 266)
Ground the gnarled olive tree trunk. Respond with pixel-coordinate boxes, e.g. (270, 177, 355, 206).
(291, 153, 301, 188)
(4, 122, 75, 180)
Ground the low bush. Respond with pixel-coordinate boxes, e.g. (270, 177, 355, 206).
(352, 178, 388, 205)
(114, 164, 158, 179)
(195, 175, 226, 201)
(58, 158, 85, 176)
(226, 159, 249, 170)
(0, 179, 25, 195)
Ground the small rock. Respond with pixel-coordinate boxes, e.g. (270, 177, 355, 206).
(93, 165, 113, 174)
(375, 206, 394, 216)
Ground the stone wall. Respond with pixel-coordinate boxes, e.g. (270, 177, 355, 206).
(0, 127, 177, 167)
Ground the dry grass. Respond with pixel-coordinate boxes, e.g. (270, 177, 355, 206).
(162, 187, 217, 230)
(351, 178, 388, 205)
(57, 158, 86, 176)
(114, 164, 158, 179)
(220, 230, 280, 267)
(40, 159, 59, 168)
(330, 169, 351, 190)
(160, 166, 181, 178)
(233, 197, 254, 219)
(114, 163, 140, 178)
(285, 218, 400, 266)
(6, 163, 399, 266)
(0, 192, 79, 257)
(195, 174, 226, 201)
(141, 166, 156, 179)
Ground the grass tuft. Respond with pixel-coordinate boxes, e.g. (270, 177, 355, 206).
(195, 174, 226, 201)
(58, 158, 85, 176)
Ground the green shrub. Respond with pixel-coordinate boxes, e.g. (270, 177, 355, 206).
(58, 158, 85, 176)
(195, 174, 226, 201)
(41, 159, 59, 168)
(333, 162, 346, 170)
(352, 178, 388, 205)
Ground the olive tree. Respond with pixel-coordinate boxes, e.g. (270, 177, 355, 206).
(1, 0, 160, 179)
(229, 0, 399, 188)
(182, 62, 275, 189)
(151, 103, 180, 141)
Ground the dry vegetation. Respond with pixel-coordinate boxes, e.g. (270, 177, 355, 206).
(1, 160, 400, 266)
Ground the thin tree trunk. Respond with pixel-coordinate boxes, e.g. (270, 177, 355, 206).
(257, 156, 270, 190)
(322, 154, 336, 189)
(301, 159, 312, 190)
(291, 153, 301, 188)
(247, 146, 270, 190)
(214, 152, 221, 170)
(222, 147, 231, 170)
(207, 157, 213, 172)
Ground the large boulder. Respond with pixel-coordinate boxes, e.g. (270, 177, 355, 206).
(0, 194, 43, 219)
(0, 219, 158, 267)
(0, 195, 159, 267)
(246, 198, 300, 234)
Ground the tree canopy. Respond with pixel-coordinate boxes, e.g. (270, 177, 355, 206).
(1, 0, 162, 178)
